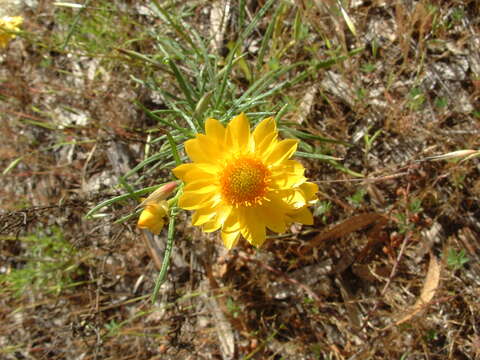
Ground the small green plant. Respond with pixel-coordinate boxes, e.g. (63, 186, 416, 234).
(394, 213, 412, 234)
(395, 198, 423, 234)
(363, 127, 382, 154)
(314, 200, 332, 224)
(408, 198, 423, 214)
(407, 87, 426, 110)
(360, 63, 376, 73)
(434, 97, 448, 109)
(347, 188, 367, 208)
(449, 7, 465, 26)
(226, 297, 241, 318)
(447, 248, 469, 271)
(303, 297, 319, 315)
(0, 227, 82, 297)
(452, 171, 466, 189)
(424, 329, 438, 342)
(356, 87, 367, 101)
(310, 343, 332, 359)
(105, 319, 122, 337)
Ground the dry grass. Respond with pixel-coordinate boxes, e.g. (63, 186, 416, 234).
(1, 0, 480, 359)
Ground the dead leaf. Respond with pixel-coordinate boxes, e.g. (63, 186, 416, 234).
(300, 213, 386, 255)
(293, 84, 318, 124)
(394, 254, 441, 326)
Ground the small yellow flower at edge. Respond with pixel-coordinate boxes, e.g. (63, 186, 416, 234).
(137, 201, 169, 235)
(172, 113, 319, 249)
(0, 16, 24, 49)
(137, 181, 177, 235)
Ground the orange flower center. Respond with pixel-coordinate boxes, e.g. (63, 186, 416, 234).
(220, 156, 270, 206)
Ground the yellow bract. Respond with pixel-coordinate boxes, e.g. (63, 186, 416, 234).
(0, 16, 23, 49)
(173, 113, 318, 249)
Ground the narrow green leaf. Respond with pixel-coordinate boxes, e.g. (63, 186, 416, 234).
(283, 128, 351, 146)
(117, 48, 172, 73)
(61, 0, 93, 49)
(22, 119, 57, 130)
(193, 91, 214, 120)
(328, 160, 364, 178)
(2, 157, 23, 176)
(85, 184, 167, 219)
(295, 151, 341, 161)
(166, 133, 181, 166)
(311, 47, 364, 70)
(135, 101, 192, 135)
(150, 0, 199, 55)
(151, 204, 177, 303)
(167, 59, 197, 111)
(215, 0, 276, 108)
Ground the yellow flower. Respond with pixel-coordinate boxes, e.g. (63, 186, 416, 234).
(137, 181, 177, 235)
(173, 113, 318, 249)
(137, 201, 169, 235)
(0, 16, 23, 49)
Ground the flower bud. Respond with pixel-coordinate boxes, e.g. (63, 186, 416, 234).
(137, 181, 177, 234)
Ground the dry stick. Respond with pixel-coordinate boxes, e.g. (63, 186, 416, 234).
(359, 233, 411, 333)
(359, 181, 414, 332)
(315, 171, 410, 184)
(381, 234, 410, 296)
(358, 233, 410, 332)
(202, 257, 245, 335)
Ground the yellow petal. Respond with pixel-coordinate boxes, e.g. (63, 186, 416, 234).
(274, 189, 306, 209)
(202, 204, 232, 232)
(147, 219, 164, 235)
(183, 179, 218, 194)
(221, 211, 242, 249)
(288, 206, 314, 225)
(265, 139, 298, 165)
(205, 118, 225, 144)
(178, 191, 217, 210)
(270, 160, 306, 189)
(299, 182, 319, 204)
(256, 132, 277, 158)
(257, 201, 287, 234)
(225, 113, 251, 152)
(222, 230, 241, 249)
(192, 208, 216, 226)
(2, 16, 23, 28)
(239, 207, 266, 247)
(0, 16, 23, 48)
(253, 117, 277, 152)
(173, 163, 219, 182)
(202, 220, 221, 232)
(185, 135, 224, 164)
(253, 117, 276, 139)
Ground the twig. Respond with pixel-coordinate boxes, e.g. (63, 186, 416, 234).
(315, 171, 410, 184)
(236, 251, 323, 305)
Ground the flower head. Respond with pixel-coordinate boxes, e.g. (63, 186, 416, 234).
(0, 16, 23, 49)
(137, 181, 177, 235)
(173, 113, 318, 249)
